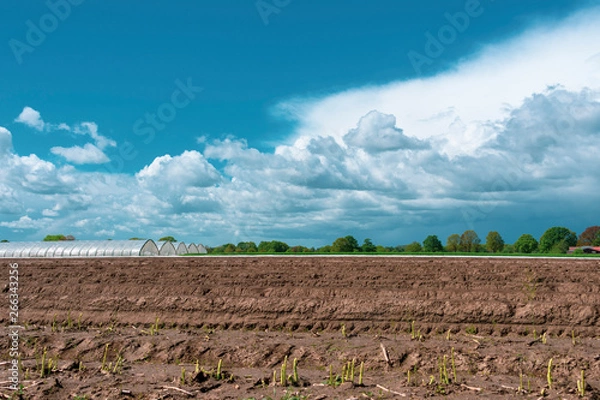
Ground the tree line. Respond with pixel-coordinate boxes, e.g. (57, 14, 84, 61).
(3, 226, 598, 255)
(207, 225, 600, 254)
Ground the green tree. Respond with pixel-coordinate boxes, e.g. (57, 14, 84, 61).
(43, 234, 67, 241)
(317, 245, 331, 253)
(236, 241, 258, 253)
(344, 235, 361, 252)
(577, 226, 600, 246)
(552, 240, 572, 254)
(502, 244, 515, 253)
(287, 245, 311, 253)
(208, 244, 227, 253)
(514, 234, 538, 253)
(459, 230, 480, 252)
(485, 231, 505, 253)
(257, 240, 289, 253)
(272, 241, 289, 252)
(423, 235, 443, 252)
(224, 243, 236, 253)
(257, 241, 270, 252)
(539, 227, 577, 253)
(331, 237, 354, 252)
(158, 236, 177, 243)
(361, 238, 377, 252)
(405, 241, 423, 252)
(446, 234, 460, 252)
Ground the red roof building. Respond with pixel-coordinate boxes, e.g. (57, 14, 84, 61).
(568, 246, 600, 254)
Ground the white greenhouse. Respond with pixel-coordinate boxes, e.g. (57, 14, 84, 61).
(0, 240, 159, 258)
(175, 242, 188, 255)
(158, 241, 177, 256)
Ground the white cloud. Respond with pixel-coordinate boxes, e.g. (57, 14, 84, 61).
(0, 215, 49, 230)
(42, 208, 59, 217)
(196, 135, 207, 144)
(0, 126, 12, 155)
(137, 150, 221, 189)
(14, 107, 45, 131)
(343, 110, 430, 153)
(277, 6, 600, 159)
(197, 85, 599, 242)
(6, 154, 77, 195)
(0, 183, 22, 214)
(12, 108, 116, 164)
(73, 122, 116, 150)
(95, 229, 116, 238)
(51, 143, 110, 164)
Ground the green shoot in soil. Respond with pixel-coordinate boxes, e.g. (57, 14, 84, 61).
(101, 343, 109, 371)
(292, 358, 299, 385)
(112, 354, 123, 374)
(358, 361, 364, 386)
(547, 358, 553, 389)
(66, 310, 73, 329)
(518, 371, 524, 393)
(326, 364, 342, 387)
(439, 355, 450, 385)
(577, 370, 585, 397)
(38, 348, 57, 378)
(149, 317, 160, 335)
(280, 356, 287, 386)
(451, 347, 457, 383)
(216, 358, 223, 380)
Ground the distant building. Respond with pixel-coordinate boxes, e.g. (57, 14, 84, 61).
(568, 246, 600, 254)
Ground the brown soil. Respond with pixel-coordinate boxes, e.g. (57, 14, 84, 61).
(1, 256, 599, 399)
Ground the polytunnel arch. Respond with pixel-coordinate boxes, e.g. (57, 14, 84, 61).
(187, 243, 198, 254)
(159, 241, 177, 256)
(175, 242, 188, 255)
(175, 242, 187, 256)
(196, 244, 208, 254)
(139, 240, 160, 256)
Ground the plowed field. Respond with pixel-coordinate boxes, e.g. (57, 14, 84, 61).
(1, 256, 599, 399)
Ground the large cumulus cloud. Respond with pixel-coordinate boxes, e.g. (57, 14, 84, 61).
(343, 111, 430, 153)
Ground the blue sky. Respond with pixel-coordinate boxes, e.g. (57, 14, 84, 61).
(1, 0, 599, 247)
